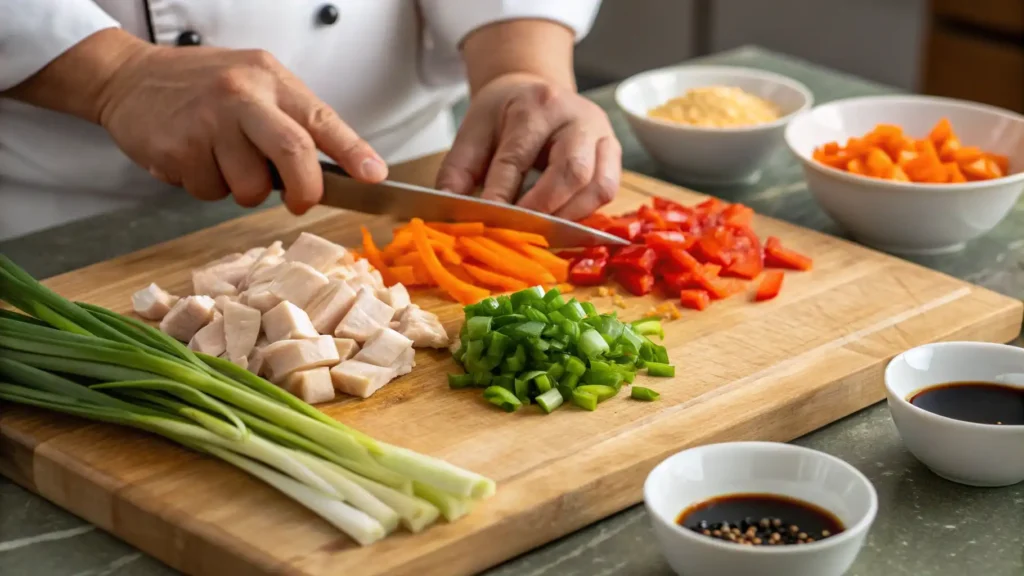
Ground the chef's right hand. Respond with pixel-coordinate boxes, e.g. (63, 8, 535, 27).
(97, 40, 388, 214)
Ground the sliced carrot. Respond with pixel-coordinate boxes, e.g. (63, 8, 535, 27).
(944, 162, 967, 183)
(389, 266, 417, 286)
(393, 251, 423, 267)
(410, 261, 436, 286)
(444, 264, 477, 285)
(458, 236, 556, 285)
(987, 153, 1010, 175)
(847, 158, 867, 176)
(483, 228, 550, 247)
(890, 165, 911, 182)
(961, 157, 992, 181)
(462, 262, 530, 292)
(409, 219, 489, 305)
(938, 135, 961, 162)
(430, 240, 463, 265)
(953, 146, 984, 164)
(381, 230, 414, 263)
(865, 148, 894, 177)
(360, 226, 396, 286)
(422, 226, 457, 248)
(928, 117, 953, 146)
(426, 222, 486, 236)
(511, 242, 570, 282)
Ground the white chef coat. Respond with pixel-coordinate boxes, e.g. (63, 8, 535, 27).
(0, 0, 601, 241)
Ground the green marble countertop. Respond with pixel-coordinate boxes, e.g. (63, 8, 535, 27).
(2, 46, 1022, 576)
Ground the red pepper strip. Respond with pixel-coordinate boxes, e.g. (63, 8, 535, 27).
(644, 231, 697, 255)
(582, 246, 611, 260)
(679, 289, 710, 311)
(662, 271, 701, 295)
(722, 204, 755, 227)
(609, 245, 657, 273)
(568, 257, 609, 286)
(756, 270, 785, 301)
(668, 248, 702, 272)
(653, 197, 688, 211)
(697, 229, 734, 266)
(712, 277, 747, 299)
(638, 205, 670, 230)
(579, 213, 615, 231)
(690, 268, 730, 299)
(615, 268, 655, 296)
(606, 218, 643, 242)
(764, 237, 813, 271)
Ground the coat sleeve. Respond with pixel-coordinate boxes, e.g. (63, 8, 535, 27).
(0, 0, 120, 91)
(418, 0, 602, 51)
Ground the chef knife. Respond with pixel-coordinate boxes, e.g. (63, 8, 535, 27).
(269, 161, 628, 248)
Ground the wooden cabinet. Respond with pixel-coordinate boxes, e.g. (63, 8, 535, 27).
(923, 0, 1024, 113)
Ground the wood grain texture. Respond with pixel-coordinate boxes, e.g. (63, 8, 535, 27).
(1, 161, 1021, 576)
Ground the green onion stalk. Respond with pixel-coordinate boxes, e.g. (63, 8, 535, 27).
(0, 255, 496, 544)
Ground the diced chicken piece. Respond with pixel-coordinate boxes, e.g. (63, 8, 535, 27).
(448, 336, 462, 356)
(281, 367, 335, 404)
(333, 338, 360, 361)
(305, 280, 358, 334)
(242, 260, 288, 291)
(160, 295, 216, 342)
(243, 246, 266, 261)
(264, 240, 285, 258)
(202, 252, 243, 269)
(241, 282, 283, 313)
(397, 304, 450, 348)
(224, 301, 261, 360)
(262, 335, 340, 381)
(192, 269, 238, 298)
(370, 269, 385, 287)
(201, 252, 258, 288)
(247, 347, 266, 376)
(188, 315, 226, 356)
(353, 328, 413, 367)
(213, 294, 239, 312)
(324, 264, 356, 282)
(284, 232, 350, 273)
(334, 286, 395, 342)
(262, 301, 319, 343)
(268, 262, 329, 309)
(230, 354, 248, 368)
(389, 347, 416, 377)
(387, 284, 411, 315)
(131, 283, 180, 321)
(348, 259, 383, 290)
(329, 360, 397, 398)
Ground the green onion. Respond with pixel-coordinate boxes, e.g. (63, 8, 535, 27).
(535, 388, 564, 413)
(631, 318, 665, 340)
(631, 386, 661, 401)
(482, 386, 522, 412)
(571, 389, 598, 411)
(578, 329, 610, 358)
(646, 362, 675, 378)
(448, 373, 474, 389)
(466, 316, 492, 339)
(575, 384, 618, 402)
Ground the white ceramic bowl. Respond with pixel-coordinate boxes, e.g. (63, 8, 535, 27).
(885, 342, 1024, 487)
(615, 65, 812, 185)
(786, 95, 1024, 255)
(644, 442, 877, 576)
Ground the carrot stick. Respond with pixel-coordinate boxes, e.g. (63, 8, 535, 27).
(444, 264, 477, 285)
(422, 226, 456, 248)
(462, 262, 530, 291)
(411, 261, 435, 286)
(426, 222, 486, 236)
(457, 237, 554, 285)
(483, 228, 549, 247)
(360, 226, 396, 286)
(430, 240, 463, 265)
(389, 266, 417, 286)
(393, 251, 422, 267)
(381, 230, 414, 263)
(409, 219, 489, 304)
(511, 242, 569, 282)
(473, 236, 557, 284)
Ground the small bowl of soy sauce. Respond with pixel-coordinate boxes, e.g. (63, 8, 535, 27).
(644, 442, 878, 576)
(885, 341, 1024, 487)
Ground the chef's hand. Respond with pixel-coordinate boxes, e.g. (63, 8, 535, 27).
(436, 72, 621, 222)
(95, 37, 387, 214)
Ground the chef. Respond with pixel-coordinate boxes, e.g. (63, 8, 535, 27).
(0, 0, 621, 241)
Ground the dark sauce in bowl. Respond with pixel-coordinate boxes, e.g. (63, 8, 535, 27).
(908, 381, 1024, 425)
(677, 493, 844, 546)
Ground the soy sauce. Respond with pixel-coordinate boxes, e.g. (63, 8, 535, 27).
(677, 493, 843, 546)
(908, 381, 1024, 426)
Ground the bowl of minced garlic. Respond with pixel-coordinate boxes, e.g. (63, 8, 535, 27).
(615, 65, 813, 184)
(647, 86, 782, 128)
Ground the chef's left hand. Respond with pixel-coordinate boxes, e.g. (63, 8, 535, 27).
(436, 73, 621, 222)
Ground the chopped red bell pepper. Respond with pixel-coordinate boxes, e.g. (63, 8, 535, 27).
(662, 271, 700, 295)
(638, 205, 670, 230)
(667, 248, 702, 272)
(610, 245, 657, 273)
(722, 204, 755, 227)
(679, 289, 710, 310)
(764, 237, 813, 271)
(581, 246, 610, 260)
(756, 270, 785, 301)
(653, 197, 687, 211)
(579, 213, 614, 231)
(568, 257, 609, 286)
(644, 231, 697, 254)
(606, 218, 643, 242)
(615, 268, 655, 296)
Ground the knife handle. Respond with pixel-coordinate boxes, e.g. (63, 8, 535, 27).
(267, 160, 352, 192)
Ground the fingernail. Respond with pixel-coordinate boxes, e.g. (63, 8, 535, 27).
(359, 158, 387, 181)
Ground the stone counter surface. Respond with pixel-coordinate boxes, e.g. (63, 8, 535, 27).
(1, 46, 1022, 576)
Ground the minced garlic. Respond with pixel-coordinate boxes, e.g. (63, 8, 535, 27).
(647, 86, 781, 128)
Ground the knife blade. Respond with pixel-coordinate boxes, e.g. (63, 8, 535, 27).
(269, 161, 628, 248)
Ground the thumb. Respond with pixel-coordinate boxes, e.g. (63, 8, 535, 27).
(436, 118, 494, 195)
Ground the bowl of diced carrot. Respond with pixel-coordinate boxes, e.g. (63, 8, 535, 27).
(785, 95, 1024, 255)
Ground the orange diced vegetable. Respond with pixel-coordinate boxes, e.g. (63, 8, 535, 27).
(755, 270, 784, 301)
(865, 147, 894, 177)
(846, 158, 867, 176)
(944, 162, 967, 183)
(409, 218, 488, 304)
(512, 243, 570, 283)
(987, 153, 1010, 174)
(462, 262, 530, 292)
(928, 117, 953, 146)
(389, 266, 417, 286)
(465, 236, 557, 284)
(679, 289, 710, 311)
(938, 135, 961, 161)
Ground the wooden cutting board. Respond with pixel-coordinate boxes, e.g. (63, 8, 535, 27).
(1, 158, 1021, 576)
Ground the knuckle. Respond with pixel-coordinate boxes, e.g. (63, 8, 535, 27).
(595, 177, 618, 204)
(276, 129, 315, 158)
(215, 69, 251, 97)
(563, 157, 591, 188)
(242, 49, 279, 71)
(530, 82, 559, 107)
(305, 104, 339, 134)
